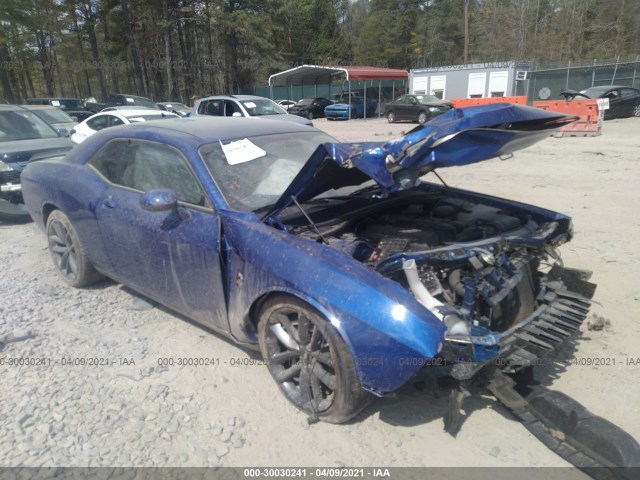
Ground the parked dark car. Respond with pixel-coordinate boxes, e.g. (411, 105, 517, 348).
(26, 97, 93, 122)
(384, 94, 453, 124)
(289, 97, 332, 120)
(0, 105, 73, 219)
(21, 105, 595, 425)
(560, 85, 640, 119)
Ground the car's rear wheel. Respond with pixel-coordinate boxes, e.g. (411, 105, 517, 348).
(258, 295, 370, 423)
(307, 111, 314, 120)
(46, 210, 102, 287)
(633, 103, 640, 117)
(418, 111, 428, 124)
(387, 111, 396, 123)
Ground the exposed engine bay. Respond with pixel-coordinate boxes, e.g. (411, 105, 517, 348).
(284, 186, 574, 341)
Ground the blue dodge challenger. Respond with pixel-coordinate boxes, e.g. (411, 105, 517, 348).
(21, 105, 596, 424)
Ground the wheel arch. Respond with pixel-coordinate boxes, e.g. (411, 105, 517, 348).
(42, 202, 60, 226)
(246, 288, 349, 348)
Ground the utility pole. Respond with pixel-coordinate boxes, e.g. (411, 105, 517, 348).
(463, 0, 470, 64)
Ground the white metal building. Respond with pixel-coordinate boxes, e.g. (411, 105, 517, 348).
(409, 61, 531, 100)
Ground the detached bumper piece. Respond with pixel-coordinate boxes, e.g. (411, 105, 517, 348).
(498, 268, 596, 373)
(488, 370, 640, 480)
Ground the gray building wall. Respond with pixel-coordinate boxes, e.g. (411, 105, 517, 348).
(409, 61, 531, 100)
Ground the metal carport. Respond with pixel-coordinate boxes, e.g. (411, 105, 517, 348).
(268, 65, 408, 119)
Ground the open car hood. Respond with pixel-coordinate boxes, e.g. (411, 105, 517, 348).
(265, 103, 577, 219)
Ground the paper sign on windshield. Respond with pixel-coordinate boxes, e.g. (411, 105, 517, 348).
(51, 100, 61, 106)
(221, 138, 266, 165)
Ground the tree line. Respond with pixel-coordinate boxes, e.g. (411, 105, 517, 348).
(1, 0, 639, 104)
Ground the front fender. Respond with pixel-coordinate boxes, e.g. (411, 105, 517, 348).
(220, 211, 446, 393)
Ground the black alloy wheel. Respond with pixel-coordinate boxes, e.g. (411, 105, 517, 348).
(258, 295, 370, 423)
(46, 210, 102, 287)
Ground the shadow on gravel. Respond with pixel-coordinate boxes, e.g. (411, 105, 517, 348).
(0, 215, 32, 226)
(355, 331, 582, 430)
(107, 282, 586, 434)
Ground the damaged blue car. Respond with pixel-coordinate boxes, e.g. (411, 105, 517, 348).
(21, 104, 596, 425)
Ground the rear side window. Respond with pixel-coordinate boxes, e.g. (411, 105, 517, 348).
(89, 139, 208, 207)
(198, 99, 224, 116)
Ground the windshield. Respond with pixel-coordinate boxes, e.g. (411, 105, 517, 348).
(240, 99, 287, 116)
(580, 87, 608, 98)
(164, 103, 188, 111)
(32, 108, 75, 124)
(417, 94, 442, 104)
(54, 99, 84, 110)
(0, 110, 59, 141)
(199, 131, 335, 211)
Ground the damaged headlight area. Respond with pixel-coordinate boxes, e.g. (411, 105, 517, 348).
(289, 187, 596, 377)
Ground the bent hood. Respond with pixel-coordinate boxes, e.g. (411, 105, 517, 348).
(265, 103, 577, 218)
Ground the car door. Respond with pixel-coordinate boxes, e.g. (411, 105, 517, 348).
(619, 88, 639, 117)
(88, 138, 228, 329)
(396, 95, 415, 120)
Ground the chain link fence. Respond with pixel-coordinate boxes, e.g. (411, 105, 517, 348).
(528, 56, 640, 101)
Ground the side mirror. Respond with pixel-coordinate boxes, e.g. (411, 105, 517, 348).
(140, 189, 178, 212)
(57, 128, 70, 137)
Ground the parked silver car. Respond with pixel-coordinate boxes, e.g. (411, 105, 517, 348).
(191, 95, 313, 126)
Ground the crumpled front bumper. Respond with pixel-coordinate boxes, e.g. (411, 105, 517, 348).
(441, 265, 597, 380)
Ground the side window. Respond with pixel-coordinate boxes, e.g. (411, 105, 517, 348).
(225, 100, 242, 116)
(87, 115, 109, 131)
(89, 139, 207, 207)
(620, 88, 636, 98)
(110, 116, 125, 127)
(199, 100, 223, 116)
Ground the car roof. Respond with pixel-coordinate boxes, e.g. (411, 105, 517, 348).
(198, 94, 271, 102)
(0, 104, 27, 112)
(27, 97, 82, 101)
(583, 85, 630, 94)
(101, 116, 315, 143)
(20, 104, 60, 110)
(101, 106, 161, 112)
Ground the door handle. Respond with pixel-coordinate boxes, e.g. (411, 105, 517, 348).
(102, 197, 116, 209)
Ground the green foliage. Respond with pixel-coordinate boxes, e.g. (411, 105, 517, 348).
(1, 0, 640, 102)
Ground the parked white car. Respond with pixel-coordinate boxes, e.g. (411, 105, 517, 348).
(70, 108, 179, 144)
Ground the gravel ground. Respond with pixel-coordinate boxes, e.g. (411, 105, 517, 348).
(0, 116, 638, 472)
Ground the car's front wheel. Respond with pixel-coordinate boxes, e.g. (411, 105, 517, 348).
(258, 295, 370, 423)
(417, 111, 428, 124)
(386, 111, 396, 123)
(46, 210, 102, 287)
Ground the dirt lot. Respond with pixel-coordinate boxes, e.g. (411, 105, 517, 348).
(1, 115, 639, 473)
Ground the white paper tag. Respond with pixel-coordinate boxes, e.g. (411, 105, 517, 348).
(221, 138, 266, 165)
(244, 102, 257, 108)
(51, 100, 61, 106)
(126, 97, 134, 103)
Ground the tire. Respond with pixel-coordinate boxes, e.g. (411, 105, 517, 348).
(258, 295, 371, 423)
(417, 111, 428, 124)
(307, 111, 314, 120)
(386, 111, 396, 123)
(46, 210, 102, 287)
(633, 103, 640, 117)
